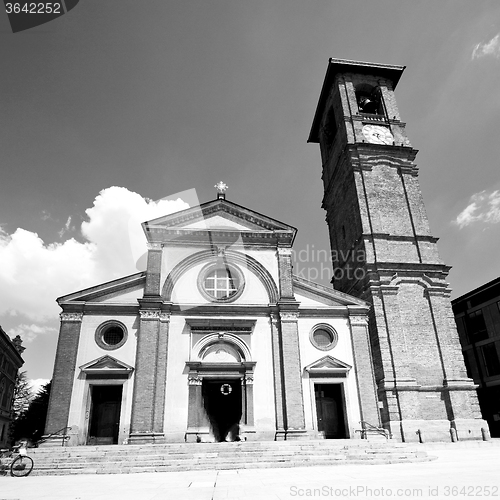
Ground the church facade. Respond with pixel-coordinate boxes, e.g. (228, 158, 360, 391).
(45, 59, 487, 445)
(45, 190, 376, 445)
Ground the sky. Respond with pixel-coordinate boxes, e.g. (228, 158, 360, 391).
(1, 0, 500, 384)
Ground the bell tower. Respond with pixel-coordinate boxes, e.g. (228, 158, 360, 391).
(308, 59, 487, 442)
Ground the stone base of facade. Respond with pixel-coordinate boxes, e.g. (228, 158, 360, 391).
(451, 419, 490, 441)
(284, 429, 314, 440)
(127, 432, 166, 445)
(386, 419, 490, 443)
(184, 426, 260, 443)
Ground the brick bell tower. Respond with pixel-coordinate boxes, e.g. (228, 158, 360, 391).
(308, 59, 487, 442)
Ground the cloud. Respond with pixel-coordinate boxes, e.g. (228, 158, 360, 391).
(8, 324, 58, 343)
(453, 189, 500, 228)
(0, 186, 189, 327)
(472, 34, 500, 60)
(41, 211, 52, 221)
(58, 216, 73, 238)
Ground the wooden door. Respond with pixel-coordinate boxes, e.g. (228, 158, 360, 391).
(315, 384, 346, 438)
(88, 385, 122, 445)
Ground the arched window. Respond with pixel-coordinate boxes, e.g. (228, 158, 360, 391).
(310, 324, 339, 351)
(198, 263, 245, 302)
(95, 321, 128, 350)
(1, 381, 12, 408)
(0, 378, 5, 408)
(355, 84, 383, 115)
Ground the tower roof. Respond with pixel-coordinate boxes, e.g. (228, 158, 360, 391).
(308, 58, 405, 143)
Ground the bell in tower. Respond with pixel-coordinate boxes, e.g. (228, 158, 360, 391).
(308, 58, 487, 442)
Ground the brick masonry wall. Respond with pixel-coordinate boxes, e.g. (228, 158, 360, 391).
(316, 66, 487, 439)
(45, 314, 82, 434)
(348, 315, 380, 426)
(279, 313, 306, 431)
(130, 313, 160, 435)
(145, 248, 162, 297)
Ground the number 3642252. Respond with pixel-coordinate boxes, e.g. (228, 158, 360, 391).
(5, 3, 62, 14)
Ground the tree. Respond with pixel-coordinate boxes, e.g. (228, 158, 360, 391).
(11, 371, 33, 420)
(10, 381, 51, 445)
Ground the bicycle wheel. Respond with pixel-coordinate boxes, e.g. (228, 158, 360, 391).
(10, 455, 34, 477)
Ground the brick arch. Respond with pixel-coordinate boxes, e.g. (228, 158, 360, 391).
(162, 249, 279, 303)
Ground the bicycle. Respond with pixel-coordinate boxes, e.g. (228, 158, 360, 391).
(0, 441, 34, 477)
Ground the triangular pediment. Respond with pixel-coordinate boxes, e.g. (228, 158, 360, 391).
(57, 272, 145, 304)
(80, 355, 134, 375)
(304, 355, 351, 374)
(142, 198, 296, 247)
(293, 275, 370, 308)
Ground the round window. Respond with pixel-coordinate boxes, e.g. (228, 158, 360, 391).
(198, 263, 245, 302)
(95, 321, 127, 350)
(310, 324, 338, 351)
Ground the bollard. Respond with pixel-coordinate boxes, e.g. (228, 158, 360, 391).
(416, 429, 424, 443)
(450, 428, 458, 442)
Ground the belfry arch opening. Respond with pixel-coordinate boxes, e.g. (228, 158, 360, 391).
(355, 84, 383, 115)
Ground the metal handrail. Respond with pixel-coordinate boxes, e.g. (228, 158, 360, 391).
(358, 421, 391, 439)
(32, 426, 72, 447)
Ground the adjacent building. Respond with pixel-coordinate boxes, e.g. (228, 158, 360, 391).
(0, 328, 25, 447)
(452, 277, 500, 437)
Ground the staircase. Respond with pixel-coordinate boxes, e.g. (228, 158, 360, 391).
(29, 440, 433, 476)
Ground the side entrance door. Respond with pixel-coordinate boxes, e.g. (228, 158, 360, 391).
(314, 383, 347, 438)
(88, 385, 122, 445)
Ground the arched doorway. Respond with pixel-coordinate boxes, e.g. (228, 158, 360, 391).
(185, 333, 255, 442)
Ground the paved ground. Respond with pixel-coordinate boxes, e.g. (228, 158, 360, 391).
(1, 443, 499, 500)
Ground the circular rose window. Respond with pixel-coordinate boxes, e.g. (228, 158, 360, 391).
(198, 263, 245, 302)
(95, 321, 128, 350)
(310, 324, 338, 351)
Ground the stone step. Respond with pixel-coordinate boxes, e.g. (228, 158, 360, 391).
(28, 440, 433, 476)
(31, 455, 432, 476)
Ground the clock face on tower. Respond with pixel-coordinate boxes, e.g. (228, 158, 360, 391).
(362, 124, 394, 145)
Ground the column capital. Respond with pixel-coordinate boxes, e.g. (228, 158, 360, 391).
(277, 247, 293, 257)
(279, 311, 299, 322)
(139, 310, 161, 320)
(348, 315, 368, 327)
(147, 242, 163, 250)
(159, 312, 170, 323)
(59, 312, 83, 322)
(188, 376, 202, 386)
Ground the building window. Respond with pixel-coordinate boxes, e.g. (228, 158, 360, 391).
(465, 309, 488, 342)
(198, 263, 245, 303)
(310, 324, 338, 351)
(482, 342, 500, 377)
(1, 382, 12, 409)
(95, 321, 127, 351)
(355, 84, 383, 115)
(0, 378, 5, 408)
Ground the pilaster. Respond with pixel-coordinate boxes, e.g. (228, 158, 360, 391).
(347, 312, 380, 429)
(278, 307, 307, 438)
(277, 247, 294, 300)
(144, 242, 163, 297)
(129, 307, 165, 443)
(269, 314, 285, 439)
(44, 312, 83, 438)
